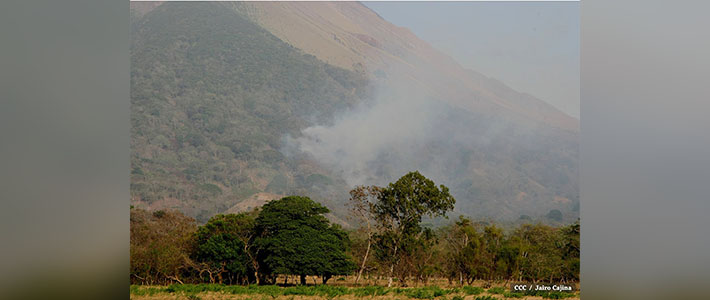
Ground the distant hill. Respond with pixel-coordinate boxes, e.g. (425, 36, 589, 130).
(235, 1, 578, 132)
(130, 2, 578, 224)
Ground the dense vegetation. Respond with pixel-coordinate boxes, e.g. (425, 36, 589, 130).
(131, 172, 579, 288)
(129, 4, 580, 299)
(131, 2, 370, 222)
(130, 2, 579, 224)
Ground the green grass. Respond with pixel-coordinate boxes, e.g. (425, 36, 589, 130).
(131, 284, 578, 299)
(502, 291, 523, 298)
(539, 291, 576, 299)
(129, 285, 165, 296)
(130, 284, 486, 299)
(487, 287, 505, 294)
(518, 289, 576, 299)
(461, 286, 484, 295)
(402, 286, 451, 299)
(352, 286, 389, 297)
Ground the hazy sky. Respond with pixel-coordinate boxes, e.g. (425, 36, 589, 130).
(364, 1, 580, 118)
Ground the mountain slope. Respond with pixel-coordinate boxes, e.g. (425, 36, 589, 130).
(130, 2, 369, 222)
(234, 1, 578, 131)
(130, 2, 579, 224)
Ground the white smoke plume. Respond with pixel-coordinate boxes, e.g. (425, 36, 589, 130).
(284, 84, 445, 186)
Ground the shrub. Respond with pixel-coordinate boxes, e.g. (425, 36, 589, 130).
(353, 286, 388, 297)
(541, 291, 576, 299)
(503, 291, 523, 298)
(487, 287, 505, 294)
(405, 288, 435, 299)
(283, 285, 317, 296)
(462, 286, 485, 295)
(404, 286, 451, 299)
(129, 285, 164, 296)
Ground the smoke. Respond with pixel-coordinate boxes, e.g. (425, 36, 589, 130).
(284, 82, 447, 187)
(281, 55, 578, 221)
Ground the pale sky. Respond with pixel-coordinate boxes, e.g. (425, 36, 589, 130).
(364, 1, 580, 118)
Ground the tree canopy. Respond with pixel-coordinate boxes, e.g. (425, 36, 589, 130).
(254, 196, 356, 284)
(375, 171, 456, 232)
(194, 213, 256, 284)
(372, 171, 456, 286)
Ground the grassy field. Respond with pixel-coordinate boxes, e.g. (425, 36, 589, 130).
(130, 277, 579, 300)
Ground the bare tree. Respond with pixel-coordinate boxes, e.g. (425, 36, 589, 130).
(348, 185, 381, 284)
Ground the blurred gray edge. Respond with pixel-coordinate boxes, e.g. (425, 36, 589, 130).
(0, 1, 708, 300)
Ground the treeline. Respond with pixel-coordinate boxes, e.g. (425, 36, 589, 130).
(131, 196, 353, 286)
(131, 172, 579, 286)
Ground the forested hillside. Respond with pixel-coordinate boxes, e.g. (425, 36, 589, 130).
(131, 2, 370, 222)
(130, 2, 578, 224)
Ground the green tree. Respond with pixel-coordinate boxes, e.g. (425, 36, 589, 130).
(405, 227, 440, 285)
(476, 224, 504, 281)
(194, 213, 256, 284)
(441, 216, 481, 285)
(254, 196, 355, 285)
(373, 171, 456, 286)
(560, 220, 580, 281)
(514, 223, 563, 283)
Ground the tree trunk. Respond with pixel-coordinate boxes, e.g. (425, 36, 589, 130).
(387, 244, 398, 287)
(355, 237, 372, 283)
(300, 274, 307, 285)
(245, 243, 260, 285)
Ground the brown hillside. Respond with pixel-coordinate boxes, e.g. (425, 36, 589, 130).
(235, 1, 578, 132)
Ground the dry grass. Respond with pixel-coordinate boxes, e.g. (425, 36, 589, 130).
(130, 276, 580, 300)
(131, 293, 577, 300)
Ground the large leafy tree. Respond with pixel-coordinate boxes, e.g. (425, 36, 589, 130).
(194, 213, 256, 284)
(373, 171, 456, 286)
(254, 196, 355, 285)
